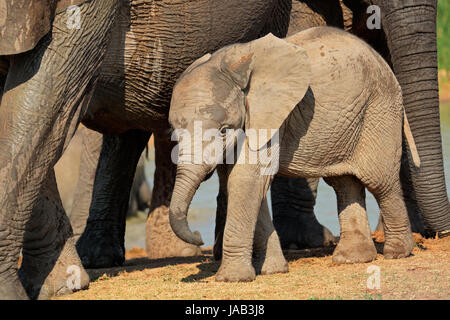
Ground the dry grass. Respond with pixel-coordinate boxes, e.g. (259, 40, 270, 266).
(56, 234, 449, 300)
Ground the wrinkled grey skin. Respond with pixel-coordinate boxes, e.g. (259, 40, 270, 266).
(0, 0, 87, 55)
(168, 27, 418, 282)
(272, 0, 450, 251)
(69, 0, 450, 270)
(0, 0, 447, 298)
(65, 127, 102, 239)
(0, 0, 119, 300)
(0, 0, 307, 299)
(74, 0, 292, 269)
(54, 126, 151, 237)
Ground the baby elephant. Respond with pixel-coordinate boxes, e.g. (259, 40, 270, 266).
(168, 26, 419, 282)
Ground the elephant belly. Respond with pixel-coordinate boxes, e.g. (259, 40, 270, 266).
(277, 27, 397, 179)
(277, 90, 367, 179)
(83, 0, 277, 134)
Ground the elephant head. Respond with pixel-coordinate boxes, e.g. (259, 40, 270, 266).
(168, 33, 311, 245)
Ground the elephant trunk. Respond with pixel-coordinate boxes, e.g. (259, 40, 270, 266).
(377, 0, 450, 235)
(169, 163, 210, 246)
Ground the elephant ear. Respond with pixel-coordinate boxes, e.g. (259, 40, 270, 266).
(220, 33, 311, 150)
(184, 53, 212, 74)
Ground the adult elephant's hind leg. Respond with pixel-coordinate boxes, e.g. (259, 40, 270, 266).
(372, 179, 414, 259)
(19, 169, 89, 300)
(253, 198, 288, 275)
(76, 130, 150, 268)
(271, 176, 335, 249)
(69, 127, 103, 240)
(324, 176, 377, 264)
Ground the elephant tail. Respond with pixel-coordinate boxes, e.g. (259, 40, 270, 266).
(403, 110, 421, 168)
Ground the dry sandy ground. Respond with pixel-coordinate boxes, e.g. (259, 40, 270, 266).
(56, 233, 449, 300)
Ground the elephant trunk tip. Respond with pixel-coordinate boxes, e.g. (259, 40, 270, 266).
(169, 208, 204, 246)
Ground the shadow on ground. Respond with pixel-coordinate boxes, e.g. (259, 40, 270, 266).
(86, 233, 428, 283)
(85, 246, 341, 283)
(86, 250, 214, 281)
(181, 246, 339, 282)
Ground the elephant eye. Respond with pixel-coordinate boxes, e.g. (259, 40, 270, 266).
(219, 125, 230, 135)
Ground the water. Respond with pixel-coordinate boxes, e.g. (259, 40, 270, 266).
(125, 103, 450, 249)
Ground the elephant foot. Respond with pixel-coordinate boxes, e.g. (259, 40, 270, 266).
(332, 232, 377, 264)
(19, 237, 89, 299)
(76, 222, 125, 268)
(145, 206, 202, 259)
(383, 232, 414, 259)
(254, 255, 289, 276)
(274, 214, 336, 250)
(0, 274, 29, 300)
(216, 260, 256, 282)
(253, 231, 289, 275)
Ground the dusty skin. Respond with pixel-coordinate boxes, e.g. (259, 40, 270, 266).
(54, 233, 449, 300)
(50, 75, 450, 300)
(53, 78, 450, 300)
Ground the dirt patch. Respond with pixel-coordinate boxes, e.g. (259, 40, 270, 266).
(55, 235, 449, 300)
(125, 247, 148, 260)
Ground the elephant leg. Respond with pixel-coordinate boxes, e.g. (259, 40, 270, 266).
(375, 183, 426, 235)
(271, 176, 335, 249)
(215, 165, 288, 274)
(324, 176, 377, 264)
(213, 164, 229, 261)
(253, 198, 288, 276)
(373, 0, 450, 236)
(69, 127, 103, 240)
(19, 169, 89, 300)
(340, 1, 426, 235)
(76, 130, 150, 268)
(0, 0, 118, 299)
(145, 131, 201, 259)
(371, 179, 414, 259)
(268, 0, 344, 251)
(216, 164, 270, 282)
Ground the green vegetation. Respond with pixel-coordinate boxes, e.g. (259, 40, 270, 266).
(438, 0, 450, 70)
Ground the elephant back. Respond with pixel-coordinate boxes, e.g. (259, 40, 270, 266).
(0, 0, 87, 55)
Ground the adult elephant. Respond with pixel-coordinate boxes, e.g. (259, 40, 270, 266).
(53, 126, 152, 229)
(270, 0, 450, 250)
(0, 0, 120, 300)
(67, 0, 450, 274)
(0, 0, 299, 300)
